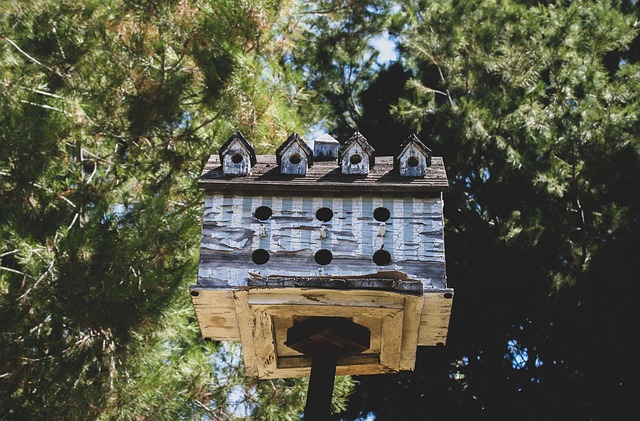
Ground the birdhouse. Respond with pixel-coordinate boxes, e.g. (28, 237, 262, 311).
(395, 134, 432, 177)
(219, 131, 257, 176)
(276, 132, 313, 175)
(313, 134, 340, 161)
(191, 131, 453, 379)
(338, 132, 376, 175)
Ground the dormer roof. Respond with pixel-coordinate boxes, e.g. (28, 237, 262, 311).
(338, 132, 376, 167)
(394, 134, 432, 177)
(276, 132, 314, 167)
(219, 131, 257, 166)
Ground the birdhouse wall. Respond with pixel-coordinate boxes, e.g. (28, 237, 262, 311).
(341, 143, 371, 175)
(222, 139, 252, 176)
(398, 144, 429, 177)
(198, 193, 446, 289)
(313, 135, 339, 161)
(279, 143, 310, 175)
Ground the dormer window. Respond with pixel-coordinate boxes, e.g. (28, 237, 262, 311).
(338, 132, 376, 175)
(394, 134, 432, 177)
(276, 133, 313, 175)
(218, 131, 257, 176)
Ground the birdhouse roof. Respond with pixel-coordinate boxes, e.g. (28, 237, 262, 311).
(338, 132, 376, 165)
(275, 132, 314, 167)
(219, 131, 257, 166)
(199, 155, 448, 196)
(394, 134, 432, 168)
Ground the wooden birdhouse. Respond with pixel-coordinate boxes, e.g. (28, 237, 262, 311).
(219, 131, 257, 176)
(276, 133, 313, 175)
(313, 134, 340, 161)
(191, 131, 453, 379)
(338, 132, 376, 175)
(395, 134, 432, 177)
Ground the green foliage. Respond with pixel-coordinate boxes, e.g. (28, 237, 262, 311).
(290, 0, 394, 138)
(1, 0, 344, 419)
(335, 0, 640, 419)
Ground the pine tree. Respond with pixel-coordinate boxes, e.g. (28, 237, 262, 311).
(337, 0, 640, 419)
(1, 0, 355, 418)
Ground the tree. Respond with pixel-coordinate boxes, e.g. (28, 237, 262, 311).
(0, 0, 355, 418)
(335, 0, 640, 419)
(290, 0, 394, 140)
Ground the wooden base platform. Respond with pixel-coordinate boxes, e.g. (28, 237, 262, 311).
(190, 286, 453, 378)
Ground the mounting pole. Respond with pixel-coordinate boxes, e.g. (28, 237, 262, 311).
(285, 317, 371, 421)
(305, 348, 338, 421)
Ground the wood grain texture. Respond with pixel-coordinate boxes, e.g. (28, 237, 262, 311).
(204, 288, 425, 378)
(417, 291, 454, 346)
(197, 192, 446, 289)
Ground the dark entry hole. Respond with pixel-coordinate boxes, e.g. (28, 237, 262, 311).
(373, 207, 390, 222)
(373, 249, 392, 266)
(350, 154, 362, 165)
(407, 156, 419, 167)
(190, 290, 200, 297)
(255, 206, 272, 221)
(316, 207, 333, 222)
(252, 249, 270, 265)
(444, 292, 453, 299)
(231, 153, 244, 164)
(314, 249, 333, 265)
(289, 153, 302, 164)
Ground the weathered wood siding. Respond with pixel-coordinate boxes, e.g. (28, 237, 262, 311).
(278, 142, 310, 175)
(198, 193, 446, 290)
(313, 134, 339, 161)
(221, 138, 252, 176)
(397, 143, 429, 177)
(340, 143, 371, 175)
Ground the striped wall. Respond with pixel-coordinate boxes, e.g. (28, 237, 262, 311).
(198, 193, 446, 290)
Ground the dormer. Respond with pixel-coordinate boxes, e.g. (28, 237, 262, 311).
(338, 132, 376, 175)
(219, 131, 257, 176)
(276, 133, 313, 175)
(394, 134, 432, 177)
(313, 134, 340, 161)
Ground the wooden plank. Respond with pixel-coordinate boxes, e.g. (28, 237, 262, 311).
(379, 310, 403, 370)
(352, 316, 382, 355)
(247, 273, 424, 294)
(233, 290, 259, 377)
(253, 304, 401, 319)
(417, 291, 454, 346)
(189, 289, 239, 340)
(251, 307, 278, 378)
(246, 288, 406, 309)
(268, 359, 396, 379)
(277, 354, 381, 369)
(399, 294, 423, 370)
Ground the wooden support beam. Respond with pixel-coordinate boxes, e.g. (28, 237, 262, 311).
(286, 317, 371, 420)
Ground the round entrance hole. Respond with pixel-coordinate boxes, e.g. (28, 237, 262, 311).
(407, 156, 420, 167)
(373, 207, 390, 222)
(255, 206, 272, 221)
(350, 154, 362, 165)
(314, 249, 333, 265)
(252, 249, 270, 265)
(231, 153, 244, 164)
(373, 249, 392, 266)
(316, 207, 333, 222)
(289, 153, 302, 164)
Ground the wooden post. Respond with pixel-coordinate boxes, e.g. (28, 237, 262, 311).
(305, 349, 338, 421)
(286, 317, 371, 420)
